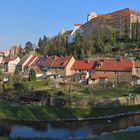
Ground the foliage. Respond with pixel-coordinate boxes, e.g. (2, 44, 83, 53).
(0, 101, 139, 121)
(24, 41, 34, 53)
(28, 69, 36, 81)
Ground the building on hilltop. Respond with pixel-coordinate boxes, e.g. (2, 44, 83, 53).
(76, 8, 140, 39)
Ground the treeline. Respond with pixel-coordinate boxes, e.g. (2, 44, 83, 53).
(23, 23, 140, 59)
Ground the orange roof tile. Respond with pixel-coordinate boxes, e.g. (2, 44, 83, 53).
(51, 56, 72, 68)
(71, 60, 95, 70)
(95, 59, 133, 72)
(91, 73, 111, 79)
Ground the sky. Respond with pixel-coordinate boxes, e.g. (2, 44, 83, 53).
(0, 0, 140, 51)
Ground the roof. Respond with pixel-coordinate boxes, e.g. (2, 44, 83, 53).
(74, 24, 82, 27)
(25, 55, 38, 67)
(45, 56, 56, 67)
(91, 73, 111, 79)
(44, 56, 73, 68)
(71, 60, 95, 70)
(95, 59, 133, 72)
(4, 58, 16, 64)
(50, 56, 72, 68)
(0, 52, 4, 54)
(36, 56, 48, 67)
(17, 54, 31, 66)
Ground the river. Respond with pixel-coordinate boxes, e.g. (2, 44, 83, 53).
(0, 114, 140, 139)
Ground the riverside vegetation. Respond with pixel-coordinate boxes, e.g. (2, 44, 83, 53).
(0, 77, 139, 121)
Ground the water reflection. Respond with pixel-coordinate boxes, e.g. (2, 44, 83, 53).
(0, 115, 139, 138)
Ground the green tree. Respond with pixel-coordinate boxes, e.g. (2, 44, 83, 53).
(37, 36, 51, 55)
(28, 69, 36, 81)
(57, 33, 66, 55)
(93, 25, 105, 53)
(24, 41, 34, 53)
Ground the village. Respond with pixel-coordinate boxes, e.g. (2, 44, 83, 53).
(0, 6, 140, 140)
(0, 8, 140, 107)
(0, 46, 139, 107)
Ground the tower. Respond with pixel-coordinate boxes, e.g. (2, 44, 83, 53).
(87, 12, 98, 22)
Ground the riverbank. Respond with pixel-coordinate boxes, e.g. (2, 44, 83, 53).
(0, 101, 140, 122)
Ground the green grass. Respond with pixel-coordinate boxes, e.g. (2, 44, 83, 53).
(0, 101, 139, 121)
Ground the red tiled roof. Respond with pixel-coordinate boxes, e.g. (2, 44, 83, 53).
(91, 73, 111, 79)
(95, 59, 133, 72)
(44, 56, 72, 68)
(45, 56, 56, 67)
(25, 55, 38, 67)
(74, 24, 82, 27)
(51, 56, 72, 68)
(71, 60, 95, 70)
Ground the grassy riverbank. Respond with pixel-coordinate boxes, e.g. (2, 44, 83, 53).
(0, 101, 140, 121)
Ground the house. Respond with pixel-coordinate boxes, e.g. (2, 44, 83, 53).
(4, 57, 20, 73)
(36, 56, 48, 72)
(132, 60, 140, 78)
(132, 60, 140, 87)
(35, 55, 75, 76)
(16, 54, 38, 72)
(94, 58, 133, 83)
(0, 52, 4, 64)
(24, 55, 39, 72)
(71, 60, 95, 81)
(22, 65, 43, 79)
(71, 60, 95, 74)
(89, 73, 113, 85)
(48, 56, 75, 76)
(66, 24, 82, 44)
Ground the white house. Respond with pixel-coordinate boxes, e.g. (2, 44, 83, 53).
(67, 24, 82, 44)
(6, 57, 20, 73)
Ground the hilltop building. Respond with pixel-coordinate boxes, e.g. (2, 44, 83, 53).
(77, 8, 140, 39)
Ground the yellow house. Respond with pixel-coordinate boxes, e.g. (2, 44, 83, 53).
(132, 60, 140, 78)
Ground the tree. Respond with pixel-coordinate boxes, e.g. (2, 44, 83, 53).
(93, 25, 105, 53)
(28, 69, 36, 81)
(57, 33, 66, 55)
(24, 41, 34, 53)
(37, 36, 51, 55)
(83, 33, 95, 57)
(72, 34, 84, 59)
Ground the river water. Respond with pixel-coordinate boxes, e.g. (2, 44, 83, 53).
(0, 115, 140, 139)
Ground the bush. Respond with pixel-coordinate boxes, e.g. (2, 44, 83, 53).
(21, 80, 50, 90)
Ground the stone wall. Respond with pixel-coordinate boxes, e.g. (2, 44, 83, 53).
(49, 95, 140, 108)
(93, 95, 140, 108)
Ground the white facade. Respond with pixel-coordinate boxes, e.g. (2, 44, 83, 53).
(87, 12, 98, 21)
(0, 56, 3, 64)
(67, 24, 82, 44)
(4, 50, 10, 57)
(7, 57, 20, 73)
